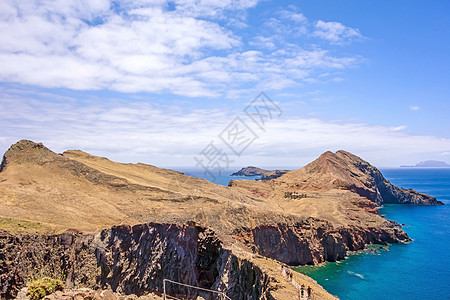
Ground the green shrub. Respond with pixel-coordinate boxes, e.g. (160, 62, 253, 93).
(26, 277, 64, 300)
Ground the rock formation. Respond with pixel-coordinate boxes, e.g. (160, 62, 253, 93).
(0, 223, 274, 300)
(273, 150, 443, 205)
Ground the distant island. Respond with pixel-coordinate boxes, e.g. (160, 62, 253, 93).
(231, 166, 268, 176)
(401, 160, 450, 168)
(231, 166, 290, 180)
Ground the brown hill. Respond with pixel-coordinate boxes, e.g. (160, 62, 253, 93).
(277, 150, 442, 205)
(0, 140, 272, 234)
(0, 141, 441, 264)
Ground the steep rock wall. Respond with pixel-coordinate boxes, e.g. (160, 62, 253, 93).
(238, 220, 410, 265)
(0, 223, 273, 300)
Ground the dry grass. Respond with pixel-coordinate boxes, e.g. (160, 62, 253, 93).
(0, 144, 389, 235)
(0, 217, 58, 234)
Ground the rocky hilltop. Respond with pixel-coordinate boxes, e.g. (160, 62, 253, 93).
(0, 140, 443, 299)
(275, 150, 443, 205)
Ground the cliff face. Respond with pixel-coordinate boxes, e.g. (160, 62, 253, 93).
(0, 223, 273, 300)
(234, 218, 409, 266)
(0, 230, 98, 298)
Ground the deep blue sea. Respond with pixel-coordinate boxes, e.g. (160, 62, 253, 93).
(173, 167, 450, 300)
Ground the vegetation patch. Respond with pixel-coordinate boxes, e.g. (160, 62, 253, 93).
(26, 277, 64, 300)
(0, 217, 55, 233)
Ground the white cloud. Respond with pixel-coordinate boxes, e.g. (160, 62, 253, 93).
(312, 20, 362, 45)
(1, 92, 449, 167)
(249, 36, 277, 50)
(389, 125, 407, 131)
(0, 1, 362, 96)
(277, 8, 307, 23)
(410, 105, 420, 111)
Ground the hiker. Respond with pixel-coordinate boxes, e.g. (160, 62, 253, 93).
(300, 284, 305, 297)
(307, 286, 312, 298)
(289, 273, 293, 281)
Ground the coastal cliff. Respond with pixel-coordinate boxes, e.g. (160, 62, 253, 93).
(237, 219, 409, 265)
(275, 150, 443, 205)
(0, 223, 274, 299)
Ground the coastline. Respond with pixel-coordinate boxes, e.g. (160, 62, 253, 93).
(0, 143, 444, 299)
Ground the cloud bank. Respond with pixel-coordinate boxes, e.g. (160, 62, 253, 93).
(1, 92, 449, 167)
(0, 1, 362, 97)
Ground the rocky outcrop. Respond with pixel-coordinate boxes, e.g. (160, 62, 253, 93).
(0, 140, 55, 172)
(237, 219, 410, 265)
(0, 223, 274, 300)
(0, 140, 160, 192)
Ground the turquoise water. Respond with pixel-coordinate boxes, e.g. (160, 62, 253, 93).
(295, 168, 450, 300)
(176, 167, 450, 300)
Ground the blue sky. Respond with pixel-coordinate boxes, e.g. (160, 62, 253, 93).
(0, 0, 449, 168)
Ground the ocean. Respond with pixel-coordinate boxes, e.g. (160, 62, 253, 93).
(174, 167, 450, 300)
(295, 168, 450, 300)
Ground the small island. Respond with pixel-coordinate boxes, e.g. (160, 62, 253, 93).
(401, 160, 450, 168)
(231, 166, 290, 180)
(231, 166, 269, 176)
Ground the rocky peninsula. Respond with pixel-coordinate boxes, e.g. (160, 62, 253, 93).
(0, 140, 443, 299)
